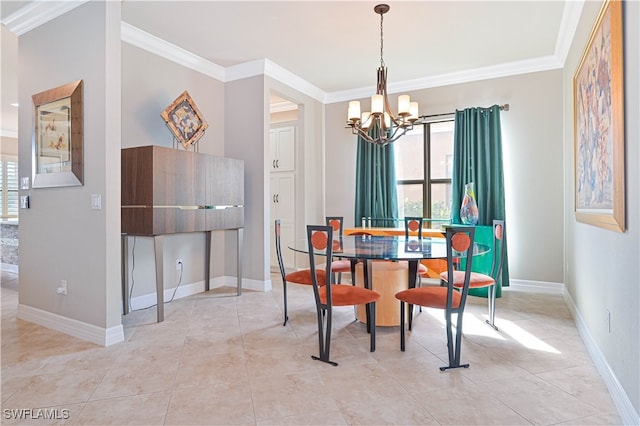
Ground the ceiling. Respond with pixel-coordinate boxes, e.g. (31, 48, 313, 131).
(1, 1, 578, 136)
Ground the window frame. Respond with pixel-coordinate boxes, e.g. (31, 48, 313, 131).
(395, 117, 454, 218)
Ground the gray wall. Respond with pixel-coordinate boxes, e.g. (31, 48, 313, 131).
(325, 70, 565, 284)
(121, 42, 229, 299)
(17, 2, 122, 331)
(563, 0, 639, 415)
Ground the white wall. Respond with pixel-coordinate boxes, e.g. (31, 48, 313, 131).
(563, 0, 639, 419)
(17, 2, 123, 343)
(325, 70, 565, 284)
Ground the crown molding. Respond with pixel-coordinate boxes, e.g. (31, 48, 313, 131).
(1, 1, 89, 36)
(554, 0, 585, 65)
(325, 55, 564, 104)
(270, 100, 298, 114)
(263, 59, 326, 103)
(225, 59, 326, 104)
(121, 22, 225, 81)
(4, 4, 574, 107)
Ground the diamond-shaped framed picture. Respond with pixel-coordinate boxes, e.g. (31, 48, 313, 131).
(161, 91, 208, 149)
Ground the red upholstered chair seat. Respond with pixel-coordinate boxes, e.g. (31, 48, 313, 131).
(440, 270, 494, 288)
(285, 269, 326, 286)
(331, 259, 352, 273)
(395, 286, 462, 310)
(319, 284, 381, 306)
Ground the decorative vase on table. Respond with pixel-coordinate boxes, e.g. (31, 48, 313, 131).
(460, 182, 479, 225)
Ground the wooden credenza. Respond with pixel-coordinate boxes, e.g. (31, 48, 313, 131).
(121, 145, 244, 322)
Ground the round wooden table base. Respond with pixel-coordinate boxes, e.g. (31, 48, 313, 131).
(354, 261, 408, 327)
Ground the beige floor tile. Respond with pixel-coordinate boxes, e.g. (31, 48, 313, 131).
(90, 357, 179, 400)
(164, 382, 255, 425)
(250, 371, 339, 421)
(413, 381, 532, 425)
(255, 409, 347, 425)
(537, 364, 617, 412)
(0, 271, 625, 426)
(3, 370, 104, 408)
(75, 392, 171, 425)
(489, 374, 602, 424)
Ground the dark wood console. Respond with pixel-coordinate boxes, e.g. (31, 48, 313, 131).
(121, 145, 244, 322)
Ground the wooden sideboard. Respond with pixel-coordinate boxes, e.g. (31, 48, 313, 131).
(121, 145, 244, 322)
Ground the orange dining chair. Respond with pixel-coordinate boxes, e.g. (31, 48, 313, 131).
(395, 225, 476, 371)
(307, 224, 380, 366)
(326, 216, 354, 284)
(440, 220, 506, 330)
(275, 219, 326, 326)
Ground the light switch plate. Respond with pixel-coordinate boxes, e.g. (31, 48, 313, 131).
(91, 194, 102, 210)
(20, 177, 30, 190)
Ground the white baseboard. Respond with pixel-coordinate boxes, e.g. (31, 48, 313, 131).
(563, 291, 639, 425)
(128, 276, 272, 310)
(1, 263, 18, 273)
(17, 304, 125, 347)
(506, 278, 564, 294)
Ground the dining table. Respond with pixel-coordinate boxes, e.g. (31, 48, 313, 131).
(288, 234, 490, 326)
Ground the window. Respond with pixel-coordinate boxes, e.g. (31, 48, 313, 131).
(394, 120, 454, 220)
(0, 158, 19, 219)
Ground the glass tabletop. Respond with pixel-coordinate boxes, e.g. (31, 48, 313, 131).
(288, 235, 490, 261)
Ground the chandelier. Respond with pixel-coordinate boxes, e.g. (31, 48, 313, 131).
(347, 4, 419, 146)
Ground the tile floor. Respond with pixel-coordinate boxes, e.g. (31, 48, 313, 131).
(1, 270, 623, 425)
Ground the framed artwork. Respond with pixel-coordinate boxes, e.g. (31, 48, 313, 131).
(161, 91, 208, 149)
(32, 80, 84, 188)
(573, 0, 625, 232)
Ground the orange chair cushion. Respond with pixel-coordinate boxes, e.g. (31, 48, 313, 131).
(439, 270, 495, 288)
(285, 269, 326, 286)
(398, 260, 428, 275)
(319, 285, 380, 306)
(395, 286, 462, 309)
(331, 259, 351, 273)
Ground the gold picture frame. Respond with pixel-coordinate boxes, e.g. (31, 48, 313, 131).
(161, 91, 208, 149)
(32, 80, 84, 188)
(573, 0, 625, 232)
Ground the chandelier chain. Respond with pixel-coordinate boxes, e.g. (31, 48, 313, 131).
(379, 11, 385, 68)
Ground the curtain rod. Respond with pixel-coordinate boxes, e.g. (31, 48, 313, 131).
(418, 103, 510, 120)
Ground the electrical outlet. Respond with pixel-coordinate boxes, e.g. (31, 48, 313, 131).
(56, 280, 68, 295)
(176, 258, 183, 270)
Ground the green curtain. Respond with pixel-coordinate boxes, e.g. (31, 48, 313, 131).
(452, 105, 505, 224)
(354, 131, 398, 228)
(452, 105, 509, 291)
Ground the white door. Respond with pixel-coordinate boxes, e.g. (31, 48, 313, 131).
(269, 127, 295, 172)
(270, 173, 295, 270)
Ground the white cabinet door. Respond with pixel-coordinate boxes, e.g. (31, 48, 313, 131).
(270, 172, 295, 270)
(269, 127, 295, 172)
